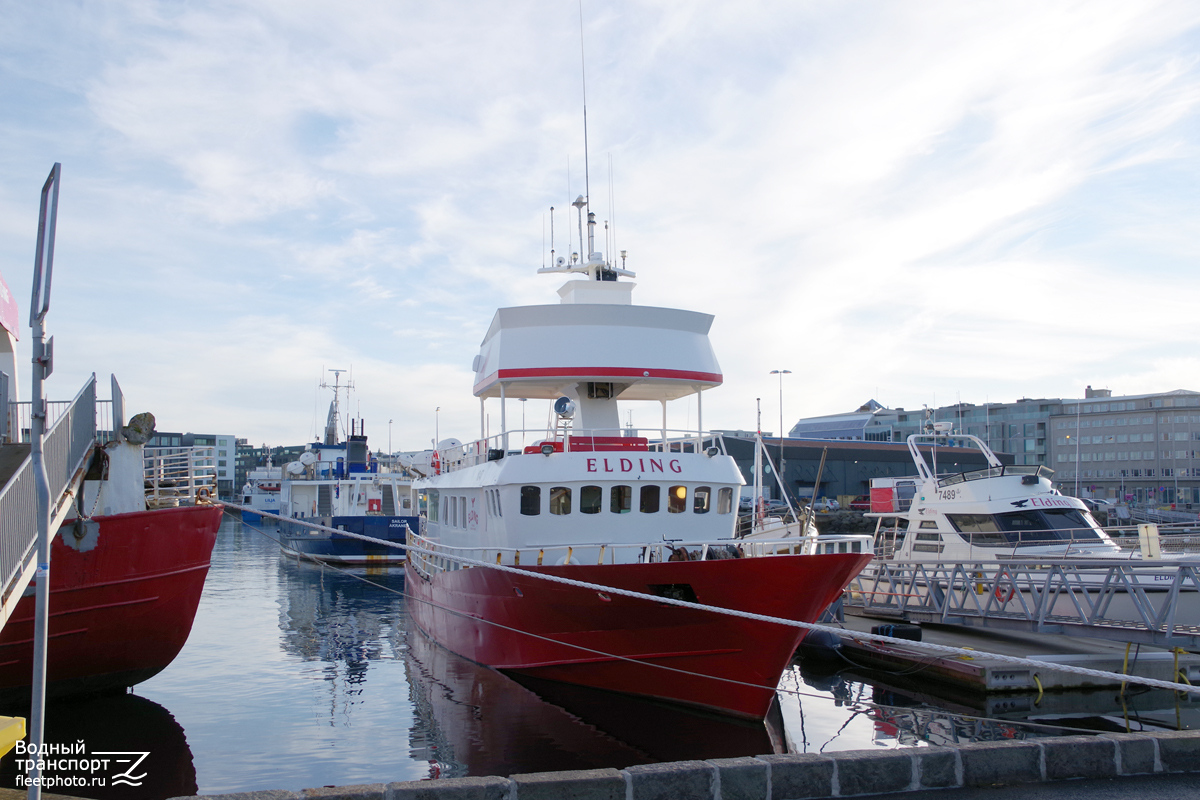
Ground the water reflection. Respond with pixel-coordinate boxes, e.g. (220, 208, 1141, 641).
(783, 656, 1199, 751)
(276, 556, 407, 729)
(0, 693, 195, 800)
(402, 619, 785, 778)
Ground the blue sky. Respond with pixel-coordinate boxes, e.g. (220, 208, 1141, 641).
(2, 1, 1199, 451)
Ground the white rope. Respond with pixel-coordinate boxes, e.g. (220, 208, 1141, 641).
(221, 501, 1200, 695)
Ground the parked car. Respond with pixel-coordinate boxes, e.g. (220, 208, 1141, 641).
(811, 498, 840, 512)
(738, 497, 792, 516)
(849, 495, 870, 511)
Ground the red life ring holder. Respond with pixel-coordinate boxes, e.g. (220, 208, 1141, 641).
(431, 450, 441, 475)
(994, 571, 1016, 604)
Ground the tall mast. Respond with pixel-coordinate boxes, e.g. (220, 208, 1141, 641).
(322, 368, 351, 446)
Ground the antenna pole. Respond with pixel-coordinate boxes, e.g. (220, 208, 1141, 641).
(578, 0, 591, 216)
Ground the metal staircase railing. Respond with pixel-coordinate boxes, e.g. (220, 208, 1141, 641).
(0, 375, 97, 631)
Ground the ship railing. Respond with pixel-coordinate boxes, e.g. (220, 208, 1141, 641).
(437, 428, 728, 472)
(0, 375, 97, 629)
(405, 530, 872, 579)
(144, 446, 218, 507)
(935, 464, 1052, 488)
(4, 398, 113, 446)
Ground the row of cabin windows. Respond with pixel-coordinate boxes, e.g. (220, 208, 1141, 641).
(421, 489, 466, 526)
(519, 485, 734, 516)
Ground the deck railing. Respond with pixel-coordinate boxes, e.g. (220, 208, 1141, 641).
(429, 427, 728, 474)
(407, 529, 871, 579)
(5, 397, 112, 446)
(144, 446, 218, 507)
(0, 376, 97, 605)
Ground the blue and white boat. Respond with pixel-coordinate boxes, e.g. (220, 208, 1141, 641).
(277, 380, 417, 564)
(240, 450, 281, 524)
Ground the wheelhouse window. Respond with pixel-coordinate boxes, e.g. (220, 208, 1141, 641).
(717, 487, 733, 514)
(668, 485, 687, 514)
(611, 485, 632, 514)
(549, 486, 572, 515)
(640, 485, 660, 513)
(425, 489, 439, 522)
(580, 485, 602, 514)
(693, 486, 712, 514)
(520, 486, 540, 516)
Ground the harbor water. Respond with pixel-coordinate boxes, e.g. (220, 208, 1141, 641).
(0, 514, 1195, 800)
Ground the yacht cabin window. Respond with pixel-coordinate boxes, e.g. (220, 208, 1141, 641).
(611, 485, 632, 514)
(640, 485, 660, 513)
(668, 485, 688, 513)
(948, 509, 1103, 546)
(549, 487, 571, 515)
(580, 485, 602, 514)
(520, 486, 540, 516)
(717, 487, 733, 514)
(693, 486, 712, 514)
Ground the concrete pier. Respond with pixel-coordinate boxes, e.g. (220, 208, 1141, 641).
(169, 730, 1200, 800)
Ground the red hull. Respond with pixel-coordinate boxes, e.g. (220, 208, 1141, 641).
(0, 504, 221, 700)
(406, 551, 872, 718)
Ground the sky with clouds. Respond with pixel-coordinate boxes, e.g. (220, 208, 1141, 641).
(2, 1, 1199, 451)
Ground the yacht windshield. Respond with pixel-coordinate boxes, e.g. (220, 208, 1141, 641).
(947, 508, 1102, 547)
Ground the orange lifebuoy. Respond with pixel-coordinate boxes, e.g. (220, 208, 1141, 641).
(431, 450, 441, 475)
(994, 571, 1016, 604)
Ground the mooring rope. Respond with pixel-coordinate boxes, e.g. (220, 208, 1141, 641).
(220, 501, 1200, 695)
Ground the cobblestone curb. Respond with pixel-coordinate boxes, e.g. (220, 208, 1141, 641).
(170, 730, 1200, 800)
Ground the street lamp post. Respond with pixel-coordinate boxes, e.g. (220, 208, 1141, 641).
(388, 419, 393, 459)
(1080, 402, 1089, 496)
(770, 370, 791, 501)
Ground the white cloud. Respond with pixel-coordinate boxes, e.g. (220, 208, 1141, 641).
(2, 0, 1200, 449)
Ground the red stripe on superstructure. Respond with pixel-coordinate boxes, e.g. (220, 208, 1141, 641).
(474, 367, 723, 395)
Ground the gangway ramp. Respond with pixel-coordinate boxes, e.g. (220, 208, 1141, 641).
(845, 556, 1200, 649)
(0, 375, 98, 636)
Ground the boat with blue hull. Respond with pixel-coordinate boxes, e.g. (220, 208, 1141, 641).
(275, 378, 416, 564)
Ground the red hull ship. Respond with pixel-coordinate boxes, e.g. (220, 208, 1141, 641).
(0, 179, 221, 706)
(407, 551, 870, 718)
(0, 504, 220, 701)
(407, 212, 873, 718)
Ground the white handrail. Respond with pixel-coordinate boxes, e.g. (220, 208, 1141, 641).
(144, 446, 218, 506)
